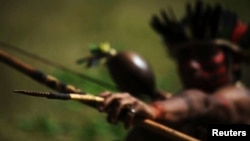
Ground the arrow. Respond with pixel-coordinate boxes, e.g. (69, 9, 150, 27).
(13, 90, 103, 103)
(0, 50, 200, 141)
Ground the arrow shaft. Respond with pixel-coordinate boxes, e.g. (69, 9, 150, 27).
(1, 50, 199, 141)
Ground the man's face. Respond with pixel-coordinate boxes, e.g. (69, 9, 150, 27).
(175, 44, 232, 92)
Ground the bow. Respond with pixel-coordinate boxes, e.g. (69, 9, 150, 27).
(0, 49, 200, 141)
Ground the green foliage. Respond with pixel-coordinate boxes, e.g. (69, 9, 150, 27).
(18, 116, 68, 136)
(77, 117, 126, 141)
(16, 115, 126, 141)
(35, 116, 62, 136)
(1, 0, 250, 141)
(18, 117, 34, 132)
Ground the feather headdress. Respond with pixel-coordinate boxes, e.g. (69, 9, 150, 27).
(151, 0, 250, 62)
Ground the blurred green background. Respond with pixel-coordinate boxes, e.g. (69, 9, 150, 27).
(0, 0, 250, 141)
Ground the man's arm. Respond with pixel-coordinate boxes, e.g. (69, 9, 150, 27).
(98, 86, 250, 128)
(151, 86, 250, 125)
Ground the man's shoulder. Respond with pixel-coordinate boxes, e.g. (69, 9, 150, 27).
(213, 84, 250, 101)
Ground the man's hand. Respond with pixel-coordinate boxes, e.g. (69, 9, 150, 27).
(98, 91, 157, 129)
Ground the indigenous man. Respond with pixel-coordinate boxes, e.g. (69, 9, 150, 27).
(98, 1, 250, 140)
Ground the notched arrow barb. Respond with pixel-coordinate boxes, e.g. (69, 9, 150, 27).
(13, 90, 104, 103)
(13, 90, 51, 97)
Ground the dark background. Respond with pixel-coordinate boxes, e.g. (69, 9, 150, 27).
(0, 0, 250, 141)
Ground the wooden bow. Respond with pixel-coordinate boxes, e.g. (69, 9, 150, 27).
(0, 49, 200, 141)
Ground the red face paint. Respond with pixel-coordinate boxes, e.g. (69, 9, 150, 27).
(176, 45, 231, 93)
